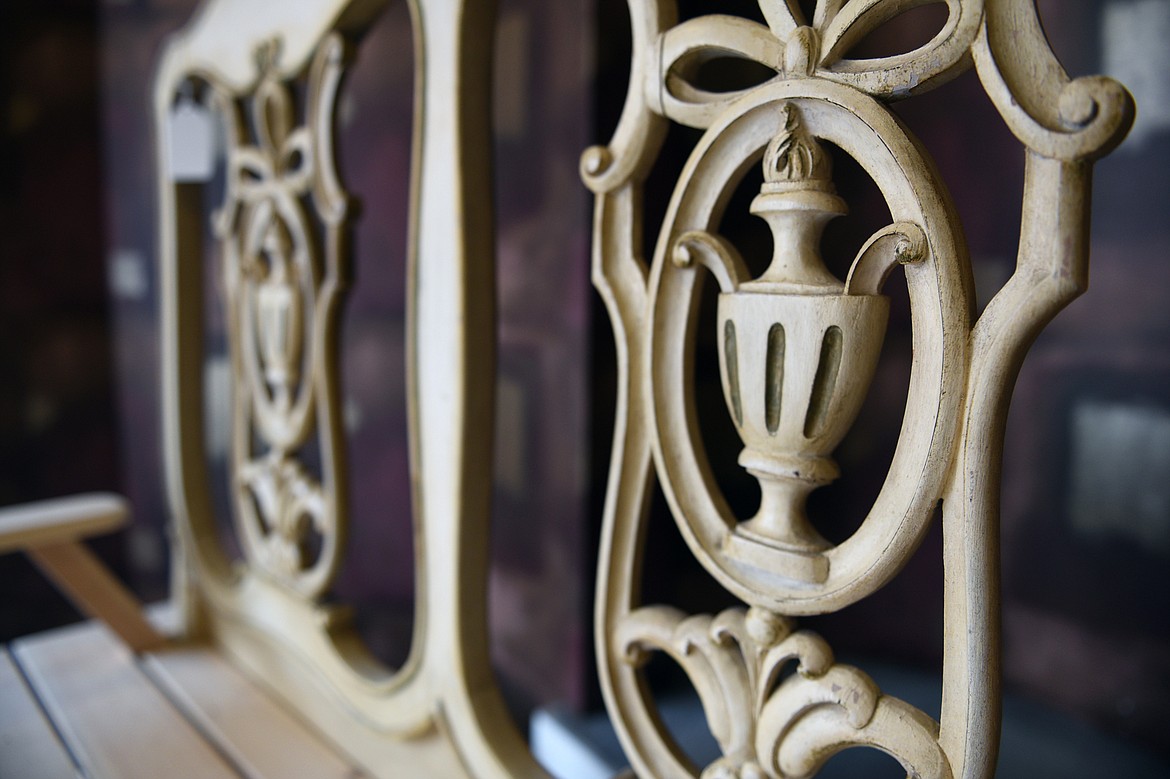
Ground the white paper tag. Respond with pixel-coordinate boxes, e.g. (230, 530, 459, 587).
(107, 247, 148, 301)
(168, 98, 216, 182)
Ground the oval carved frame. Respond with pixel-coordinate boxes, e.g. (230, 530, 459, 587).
(584, 1, 1134, 777)
(648, 80, 971, 613)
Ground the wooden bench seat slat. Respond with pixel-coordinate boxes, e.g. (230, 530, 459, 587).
(142, 644, 365, 779)
(0, 647, 81, 779)
(11, 622, 241, 779)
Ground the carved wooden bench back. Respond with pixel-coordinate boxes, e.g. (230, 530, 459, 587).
(583, 1, 1132, 777)
(148, 0, 1132, 777)
(153, 1, 542, 774)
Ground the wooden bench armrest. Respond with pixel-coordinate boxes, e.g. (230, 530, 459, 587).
(0, 493, 128, 554)
(0, 493, 166, 653)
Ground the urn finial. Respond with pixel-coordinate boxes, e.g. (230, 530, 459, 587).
(762, 103, 833, 190)
(746, 102, 846, 293)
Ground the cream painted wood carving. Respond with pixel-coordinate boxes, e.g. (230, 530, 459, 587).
(155, 1, 545, 775)
(584, 1, 1132, 778)
(216, 36, 348, 598)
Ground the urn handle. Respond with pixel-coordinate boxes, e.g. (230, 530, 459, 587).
(672, 229, 747, 293)
(845, 221, 928, 296)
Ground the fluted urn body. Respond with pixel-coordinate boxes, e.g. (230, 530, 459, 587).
(254, 221, 303, 411)
(715, 103, 888, 554)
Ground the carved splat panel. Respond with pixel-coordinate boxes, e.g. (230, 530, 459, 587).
(154, 2, 545, 774)
(584, 1, 1133, 777)
(211, 35, 351, 598)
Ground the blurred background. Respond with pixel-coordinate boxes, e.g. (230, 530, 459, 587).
(0, 0, 1167, 776)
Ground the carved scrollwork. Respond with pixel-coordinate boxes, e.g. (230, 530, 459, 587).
(586, 2, 1132, 779)
(237, 453, 328, 579)
(973, 0, 1133, 161)
(619, 606, 949, 779)
(213, 34, 352, 598)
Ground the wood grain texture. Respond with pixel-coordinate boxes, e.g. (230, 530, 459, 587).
(143, 646, 366, 779)
(0, 648, 81, 779)
(583, 1, 1134, 777)
(11, 622, 240, 779)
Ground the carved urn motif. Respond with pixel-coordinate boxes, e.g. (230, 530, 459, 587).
(715, 103, 887, 554)
(253, 220, 303, 414)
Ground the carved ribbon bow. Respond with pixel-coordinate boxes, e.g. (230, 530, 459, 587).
(230, 92, 314, 206)
(656, 0, 984, 127)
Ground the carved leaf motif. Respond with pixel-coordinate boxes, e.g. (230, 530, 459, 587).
(239, 455, 328, 577)
(763, 104, 832, 183)
(616, 606, 944, 779)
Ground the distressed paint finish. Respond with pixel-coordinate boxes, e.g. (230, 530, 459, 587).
(584, 1, 1133, 777)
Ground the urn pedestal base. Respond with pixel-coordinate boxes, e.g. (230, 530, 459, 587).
(737, 447, 834, 554)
